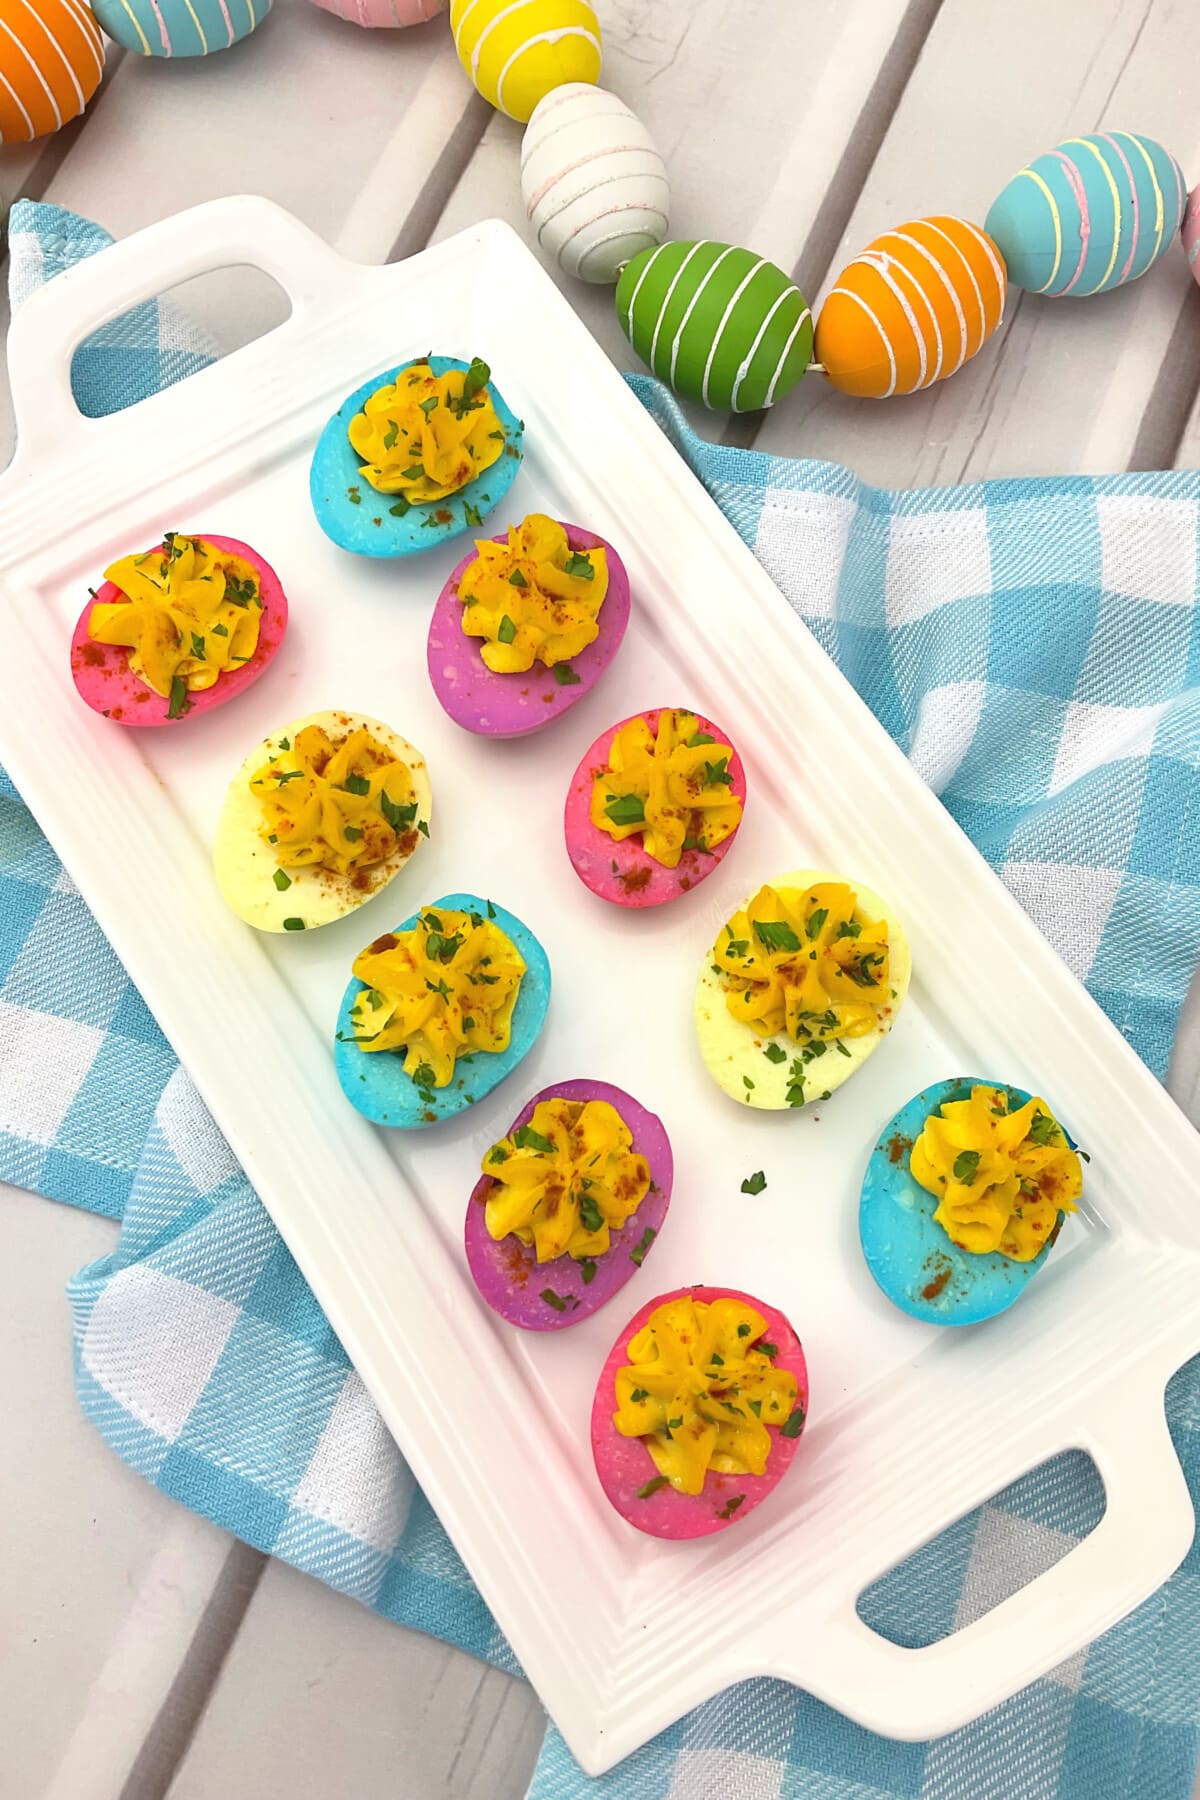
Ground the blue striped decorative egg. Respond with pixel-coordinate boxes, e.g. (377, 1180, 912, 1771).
(985, 130, 1186, 297)
(92, 0, 271, 56)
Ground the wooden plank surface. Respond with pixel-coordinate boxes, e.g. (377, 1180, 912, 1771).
(2, 1, 1199, 1795)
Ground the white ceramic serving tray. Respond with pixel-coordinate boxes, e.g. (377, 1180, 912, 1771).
(3, 197, 1200, 1776)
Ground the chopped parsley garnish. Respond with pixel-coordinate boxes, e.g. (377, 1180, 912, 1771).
(380, 791, 418, 833)
(630, 1387, 649, 1403)
(740, 1170, 767, 1195)
(540, 1288, 567, 1312)
(1027, 1110, 1057, 1147)
(425, 929, 463, 964)
(340, 771, 371, 797)
(806, 907, 828, 940)
(604, 793, 645, 827)
(343, 825, 362, 842)
(754, 919, 801, 954)
(272, 869, 292, 891)
(383, 421, 400, 449)
(682, 835, 710, 853)
(486, 899, 497, 918)
(725, 938, 749, 958)
(347, 490, 362, 505)
(579, 1258, 597, 1286)
(282, 917, 306, 931)
(757, 1341, 779, 1358)
(508, 568, 528, 587)
(225, 575, 257, 607)
(389, 499, 411, 517)
(514, 1124, 556, 1154)
(737, 1323, 751, 1338)
(563, 550, 594, 580)
(488, 1146, 508, 1165)
(417, 396, 438, 418)
(686, 731, 715, 747)
(742, 1075, 755, 1092)
(953, 1150, 981, 1183)
(167, 676, 191, 720)
(462, 501, 483, 527)
(553, 663, 581, 685)
(703, 757, 732, 787)
(834, 1039, 852, 1058)
(835, 918, 862, 940)
(780, 1405, 807, 1438)
(845, 952, 884, 988)
(716, 1494, 745, 1520)
(497, 614, 517, 644)
(417, 819, 430, 837)
(189, 631, 206, 661)
(412, 1062, 436, 1089)
(402, 464, 425, 481)
(272, 768, 303, 784)
(636, 1477, 669, 1500)
(630, 1226, 656, 1266)
(748, 1398, 762, 1417)
(763, 1042, 787, 1064)
(578, 1191, 604, 1233)
(453, 357, 491, 416)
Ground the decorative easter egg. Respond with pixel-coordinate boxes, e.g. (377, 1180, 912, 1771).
(859, 1078, 1083, 1327)
(310, 355, 524, 560)
(308, 0, 444, 23)
(1181, 184, 1200, 284)
(450, 0, 601, 123)
(92, 0, 269, 55)
(334, 895, 551, 1128)
(427, 516, 630, 738)
(521, 83, 668, 283)
(464, 1078, 673, 1331)
(564, 707, 747, 909)
(616, 241, 812, 411)
(0, 0, 102, 141)
(70, 533, 287, 728)
(816, 216, 1006, 400)
(985, 131, 1186, 298)
(591, 1285, 808, 1540)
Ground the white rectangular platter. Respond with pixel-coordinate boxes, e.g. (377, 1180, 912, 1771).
(2, 197, 1200, 1777)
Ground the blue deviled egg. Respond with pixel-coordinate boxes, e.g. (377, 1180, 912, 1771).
(334, 892, 550, 1128)
(310, 355, 524, 558)
(859, 1077, 1084, 1327)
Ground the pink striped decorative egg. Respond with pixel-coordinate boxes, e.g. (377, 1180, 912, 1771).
(521, 83, 669, 283)
(307, 0, 446, 23)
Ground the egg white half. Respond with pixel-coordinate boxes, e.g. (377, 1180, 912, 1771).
(694, 867, 911, 1109)
(213, 709, 432, 933)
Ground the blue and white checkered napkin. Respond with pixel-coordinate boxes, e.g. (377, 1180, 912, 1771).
(4, 200, 1200, 1800)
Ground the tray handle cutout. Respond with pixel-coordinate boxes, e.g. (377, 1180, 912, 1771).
(787, 1391, 1194, 1741)
(7, 195, 347, 462)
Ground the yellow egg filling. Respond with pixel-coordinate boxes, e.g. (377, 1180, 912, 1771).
(349, 906, 526, 1088)
(458, 513, 608, 674)
(346, 357, 505, 501)
(482, 1096, 649, 1264)
(88, 533, 262, 710)
(911, 1085, 1082, 1261)
(712, 881, 891, 1049)
(590, 710, 742, 870)
(614, 1296, 801, 1495)
(250, 723, 422, 879)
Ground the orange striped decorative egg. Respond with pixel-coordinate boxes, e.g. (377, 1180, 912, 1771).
(815, 216, 1007, 400)
(0, 0, 103, 142)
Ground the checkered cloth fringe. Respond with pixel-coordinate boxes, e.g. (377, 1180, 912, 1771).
(3, 202, 1200, 1800)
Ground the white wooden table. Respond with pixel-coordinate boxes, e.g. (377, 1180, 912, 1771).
(3, 3, 1200, 1794)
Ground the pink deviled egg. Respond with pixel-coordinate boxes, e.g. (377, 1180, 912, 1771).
(464, 1077, 672, 1330)
(591, 1285, 808, 1539)
(564, 706, 747, 908)
(426, 513, 630, 736)
(70, 531, 287, 726)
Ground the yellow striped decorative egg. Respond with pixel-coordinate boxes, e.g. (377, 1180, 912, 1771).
(450, 0, 601, 123)
(816, 216, 1007, 400)
(0, 0, 102, 141)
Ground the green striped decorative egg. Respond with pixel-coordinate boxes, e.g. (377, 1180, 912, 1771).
(616, 241, 813, 411)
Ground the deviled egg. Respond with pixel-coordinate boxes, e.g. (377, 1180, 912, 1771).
(213, 711, 430, 932)
(859, 1078, 1083, 1326)
(591, 1286, 808, 1540)
(70, 531, 288, 727)
(565, 707, 747, 908)
(464, 1078, 671, 1330)
(334, 893, 550, 1128)
(695, 870, 910, 1108)
(310, 355, 524, 558)
(427, 514, 630, 736)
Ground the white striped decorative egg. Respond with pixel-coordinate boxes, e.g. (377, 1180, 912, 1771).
(985, 131, 1186, 297)
(308, 0, 445, 23)
(450, 0, 601, 123)
(521, 84, 668, 284)
(0, 0, 102, 141)
(816, 216, 1006, 400)
(92, 0, 270, 55)
(616, 240, 813, 412)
